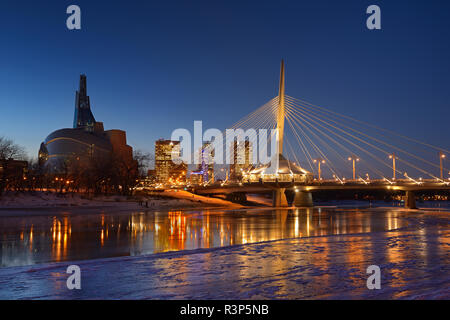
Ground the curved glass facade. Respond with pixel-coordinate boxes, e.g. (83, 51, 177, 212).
(40, 128, 113, 167)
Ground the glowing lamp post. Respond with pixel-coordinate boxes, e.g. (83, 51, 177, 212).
(439, 151, 446, 180)
(389, 153, 397, 180)
(348, 155, 360, 180)
(313, 158, 325, 181)
(221, 168, 229, 182)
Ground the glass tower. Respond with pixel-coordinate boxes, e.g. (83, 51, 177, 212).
(73, 74, 96, 131)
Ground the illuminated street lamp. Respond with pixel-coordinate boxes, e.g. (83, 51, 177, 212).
(221, 168, 229, 181)
(439, 151, 446, 180)
(313, 158, 325, 181)
(388, 153, 397, 180)
(348, 155, 360, 180)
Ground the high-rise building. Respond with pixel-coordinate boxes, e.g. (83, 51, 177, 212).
(189, 142, 215, 185)
(230, 140, 252, 181)
(200, 142, 214, 183)
(155, 140, 187, 185)
(73, 74, 96, 131)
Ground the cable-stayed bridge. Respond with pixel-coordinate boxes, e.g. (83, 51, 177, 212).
(192, 60, 450, 209)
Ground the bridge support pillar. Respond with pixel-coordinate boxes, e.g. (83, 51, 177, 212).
(293, 191, 313, 207)
(273, 188, 288, 207)
(405, 191, 416, 209)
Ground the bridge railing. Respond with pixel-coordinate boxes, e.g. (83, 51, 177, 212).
(243, 173, 311, 184)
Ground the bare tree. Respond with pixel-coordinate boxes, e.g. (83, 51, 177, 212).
(0, 137, 26, 195)
(133, 150, 152, 177)
(0, 137, 25, 160)
(26, 158, 44, 192)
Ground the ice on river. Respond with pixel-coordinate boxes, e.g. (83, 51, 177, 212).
(0, 210, 448, 299)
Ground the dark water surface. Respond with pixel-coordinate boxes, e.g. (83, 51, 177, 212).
(0, 202, 430, 267)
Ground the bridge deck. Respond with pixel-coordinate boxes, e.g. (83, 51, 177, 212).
(194, 180, 450, 195)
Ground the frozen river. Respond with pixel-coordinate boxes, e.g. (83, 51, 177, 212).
(0, 203, 417, 267)
(0, 202, 449, 299)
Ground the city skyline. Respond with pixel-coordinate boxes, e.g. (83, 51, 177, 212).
(1, 0, 450, 160)
(1, 1, 449, 304)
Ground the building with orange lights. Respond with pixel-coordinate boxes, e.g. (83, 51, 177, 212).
(230, 140, 252, 181)
(155, 139, 187, 185)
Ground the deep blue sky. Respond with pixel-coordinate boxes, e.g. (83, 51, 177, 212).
(1, 0, 449, 160)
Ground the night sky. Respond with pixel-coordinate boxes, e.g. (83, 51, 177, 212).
(1, 0, 449, 160)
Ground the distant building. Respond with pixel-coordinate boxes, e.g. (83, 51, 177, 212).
(188, 171, 203, 185)
(171, 163, 187, 185)
(230, 140, 252, 181)
(200, 142, 214, 183)
(154, 140, 187, 185)
(39, 75, 134, 170)
(134, 169, 157, 189)
(190, 142, 214, 185)
(147, 169, 156, 183)
(73, 75, 96, 131)
(0, 159, 28, 179)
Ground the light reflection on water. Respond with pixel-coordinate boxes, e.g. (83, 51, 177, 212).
(0, 207, 408, 267)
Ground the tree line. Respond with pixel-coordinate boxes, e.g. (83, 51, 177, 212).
(0, 136, 151, 197)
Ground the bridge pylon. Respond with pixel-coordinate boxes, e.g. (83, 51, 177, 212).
(273, 188, 288, 207)
(277, 59, 286, 155)
(241, 60, 313, 207)
(405, 190, 416, 209)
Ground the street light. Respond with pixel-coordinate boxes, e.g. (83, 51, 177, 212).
(348, 155, 360, 180)
(439, 151, 446, 180)
(389, 153, 397, 180)
(313, 158, 325, 181)
(221, 168, 229, 181)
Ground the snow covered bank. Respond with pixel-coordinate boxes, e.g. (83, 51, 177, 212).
(0, 190, 241, 215)
(160, 190, 241, 208)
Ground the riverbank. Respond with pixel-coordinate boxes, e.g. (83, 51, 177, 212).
(0, 190, 242, 216)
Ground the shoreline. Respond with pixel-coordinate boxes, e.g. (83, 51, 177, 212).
(1, 200, 449, 217)
(0, 190, 245, 216)
(0, 203, 244, 217)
